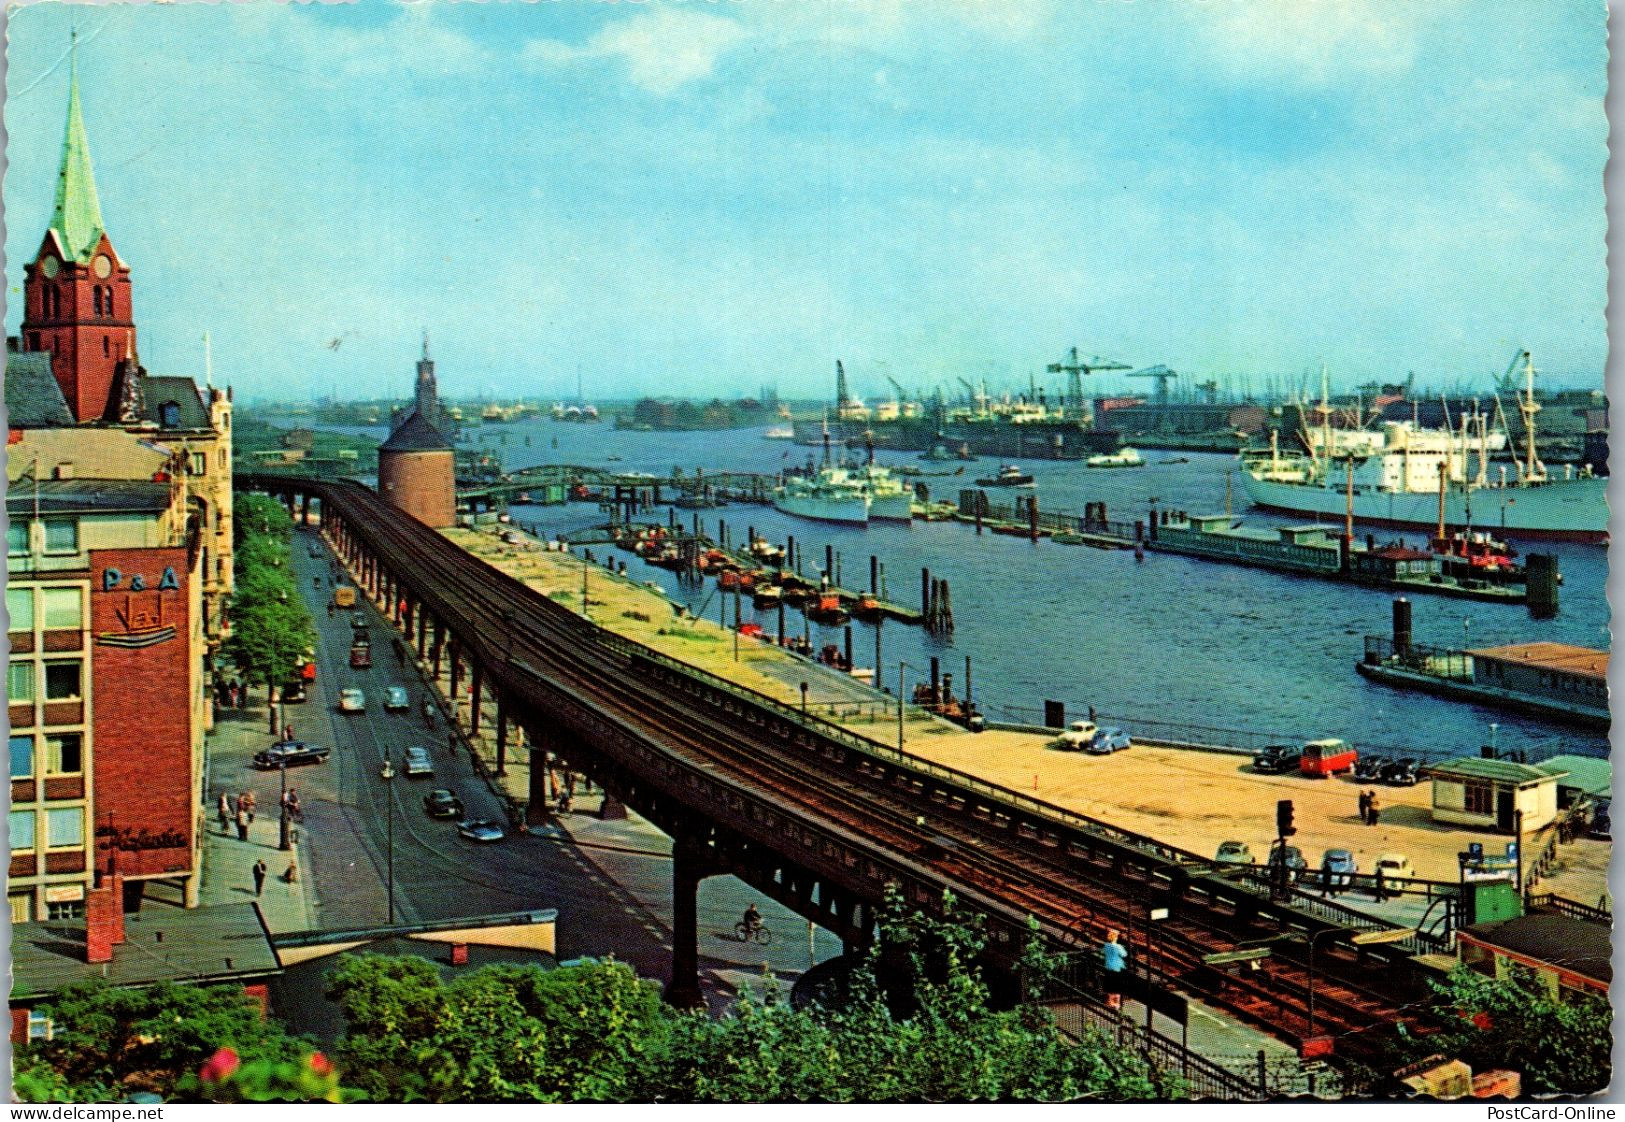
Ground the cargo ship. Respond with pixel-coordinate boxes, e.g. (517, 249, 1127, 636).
(1239, 354, 1608, 543)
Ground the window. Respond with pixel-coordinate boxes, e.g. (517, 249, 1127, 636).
(1464, 780, 1494, 815)
(27, 1011, 53, 1042)
(42, 519, 78, 555)
(9, 893, 31, 924)
(8, 521, 29, 557)
(8, 661, 35, 704)
(11, 735, 33, 779)
(159, 402, 182, 429)
(44, 734, 81, 775)
(190, 452, 207, 476)
(10, 809, 35, 851)
(102, 336, 110, 357)
(41, 588, 81, 631)
(7, 586, 33, 631)
(45, 900, 84, 922)
(43, 661, 81, 701)
(45, 807, 83, 849)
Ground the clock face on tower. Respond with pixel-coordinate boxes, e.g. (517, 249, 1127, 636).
(40, 255, 59, 278)
(93, 255, 112, 278)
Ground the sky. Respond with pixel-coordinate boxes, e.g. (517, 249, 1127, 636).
(1, 0, 1610, 405)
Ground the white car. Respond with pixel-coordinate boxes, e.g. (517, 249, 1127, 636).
(403, 746, 434, 777)
(384, 686, 409, 711)
(338, 688, 366, 713)
(1052, 720, 1098, 750)
(1374, 853, 1414, 882)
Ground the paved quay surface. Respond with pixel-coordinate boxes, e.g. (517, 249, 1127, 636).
(444, 522, 1608, 914)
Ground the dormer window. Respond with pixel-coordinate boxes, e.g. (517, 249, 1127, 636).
(159, 401, 182, 429)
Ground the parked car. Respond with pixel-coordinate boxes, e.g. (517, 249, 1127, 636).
(403, 746, 435, 777)
(351, 613, 370, 632)
(422, 788, 464, 818)
(252, 741, 331, 770)
(1252, 744, 1301, 773)
(338, 688, 366, 713)
(1352, 755, 1388, 782)
(1053, 720, 1098, 750)
(1214, 840, 1254, 866)
(1085, 727, 1132, 755)
(384, 686, 409, 711)
(1299, 738, 1357, 778)
(1319, 849, 1357, 891)
(349, 642, 372, 669)
(1589, 804, 1611, 840)
(457, 818, 507, 843)
(309, 545, 323, 558)
(1267, 842, 1308, 882)
(1373, 853, 1414, 883)
(281, 678, 308, 704)
(1380, 757, 1419, 786)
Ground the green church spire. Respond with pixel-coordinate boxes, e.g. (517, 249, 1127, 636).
(50, 42, 106, 264)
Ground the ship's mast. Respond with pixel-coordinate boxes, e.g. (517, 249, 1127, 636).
(1519, 352, 1542, 481)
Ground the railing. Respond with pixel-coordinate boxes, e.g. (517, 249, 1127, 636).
(1526, 891, 1611, 924)
(1361, 636, 1473, 682)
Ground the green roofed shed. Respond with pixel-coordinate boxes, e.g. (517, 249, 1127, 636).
(1419, 758, 1564, 834)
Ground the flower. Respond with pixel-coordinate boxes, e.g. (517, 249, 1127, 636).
(199, 1047, 241, 1083)
(1471, 1011, 1494, 1031)
(307, 1052, 333, 1076)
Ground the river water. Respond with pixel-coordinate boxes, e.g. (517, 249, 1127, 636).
(305, 417, 1610, 763)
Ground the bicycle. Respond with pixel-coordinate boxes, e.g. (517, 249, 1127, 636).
(734, 921, 772, 945)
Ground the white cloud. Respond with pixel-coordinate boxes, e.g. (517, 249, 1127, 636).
(525, 8, 749, 96)
(1190, 0, 1449, 87)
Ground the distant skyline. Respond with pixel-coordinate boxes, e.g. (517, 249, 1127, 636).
(3, 1, 1609, 404)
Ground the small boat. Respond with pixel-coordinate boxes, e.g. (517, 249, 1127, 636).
(1051, 531, 1086, 545)
(1086, 447, 1145, 468)
(975, 464, 1034, 487)
(807, 593, 849, 625)
(763, 425, 797, 440)
(852, 596, 883, 620)
(753, 585, 783, 609)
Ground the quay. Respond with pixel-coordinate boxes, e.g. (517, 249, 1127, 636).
(443, 521, 1607, 921)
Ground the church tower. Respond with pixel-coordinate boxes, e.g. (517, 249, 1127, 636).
(20, 54, 138, 423)
(415, 329, 441, 431)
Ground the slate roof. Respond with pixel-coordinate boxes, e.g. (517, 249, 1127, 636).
(1419, 757, 1566, 787)
(1459, 913, 1611, 985)
(140, 376, 212, 430)
(5, 478, 172, 515)
(379, 408, 452, 453)
(10, 904, 281, 1003)
(5, 352, 74, 428)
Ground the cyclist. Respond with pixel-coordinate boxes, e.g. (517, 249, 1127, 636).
(741, 903, 762, 938)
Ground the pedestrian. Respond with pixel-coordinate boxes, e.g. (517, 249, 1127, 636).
(448, 731, 459, 754)
(236, 808, 251, 841)
(218, 792, 231, 832)
(1102, 929, 1128, 1011)
(1358, 789, 1371, 825)
(284, 724, 294, 743)
(252, 859, 268, 896)
(284, 861, 299, 885)
(1088, 704, 1097, 724)
(1367, 793, 1380, 827)
(241, 791, 256, 822)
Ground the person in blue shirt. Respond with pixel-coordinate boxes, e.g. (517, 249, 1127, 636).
(1102, 929, 1128, 1010)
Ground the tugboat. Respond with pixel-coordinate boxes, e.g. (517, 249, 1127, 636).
(1086, 447, 1146, 469)
(807, 593, 850, 625)
(1427, 528, 1529, 586)
(975, 464, 1035, 487)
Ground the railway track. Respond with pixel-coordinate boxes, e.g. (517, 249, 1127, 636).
(281, 478, 1426, 1063)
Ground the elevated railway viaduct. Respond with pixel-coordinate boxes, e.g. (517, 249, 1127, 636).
(244, 475, 1439, 1087)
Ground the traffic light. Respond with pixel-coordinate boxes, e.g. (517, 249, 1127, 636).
(1276, 799, 1297, 837)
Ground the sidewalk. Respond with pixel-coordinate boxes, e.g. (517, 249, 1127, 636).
(198, 700, 318, 934)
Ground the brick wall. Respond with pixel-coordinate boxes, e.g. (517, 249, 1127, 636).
(378, 449, 455, 528)
(90, 547, 195, 880)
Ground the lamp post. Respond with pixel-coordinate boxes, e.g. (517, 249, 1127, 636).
(897, 661, 919, 750)
(278, 758, 291, 852)
(380, 756, 396, 924)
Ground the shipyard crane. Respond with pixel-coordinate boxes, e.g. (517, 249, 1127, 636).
(1047, 347, 1131, 415)
(956, 377, 988, 417)
(1125, 364, 1178, 405)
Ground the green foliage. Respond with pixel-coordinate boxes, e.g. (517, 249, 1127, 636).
(1392, 964, 1612, 1096)
(16, 980, 313, 1101)
(221, 493, 316, 689)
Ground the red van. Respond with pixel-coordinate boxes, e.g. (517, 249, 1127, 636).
(1300, 738, 1357, 778)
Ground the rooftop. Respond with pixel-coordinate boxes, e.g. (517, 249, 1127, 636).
(379, 408, 452, 453)
(5, 352, 74, 428)
(1468, 641, 1609, 680)
(140, 377, 213, 431)
(11, 904, 280, 1003)
(1459, 912, 1612, 986)
(5, 477, 173, 515)
(1536, 755, 1612, 800)
(1419, 757, 1567, 788)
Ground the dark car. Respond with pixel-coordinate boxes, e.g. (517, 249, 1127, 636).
(1252, 744, 1301, 773)
(1267, 842, 1308, 882)
(457, 818, 506, 844)
(1380, 758, 1420, 786)
(423, 789, 464, 819)
(252, 741, 331, 770)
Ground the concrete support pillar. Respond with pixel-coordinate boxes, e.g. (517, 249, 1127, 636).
(417, 607, 429, 657)
(665, 837, 709, 1008)
(599, 793, 626, 821)
(431, 622, 444, 677)
(449, 645, 462, 714)
(495, 703, 507, 776)
(469, 663, 483, 737)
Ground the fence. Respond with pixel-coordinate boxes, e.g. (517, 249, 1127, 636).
(1361, 636, 1473, 682)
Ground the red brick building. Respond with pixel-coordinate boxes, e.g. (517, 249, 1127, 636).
(377, 335, 455, 527)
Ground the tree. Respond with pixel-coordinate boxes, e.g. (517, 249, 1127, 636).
(1388, 964, 1611, 1096)
(221, 492, 316, 724)
(15, 980, 314, 1101)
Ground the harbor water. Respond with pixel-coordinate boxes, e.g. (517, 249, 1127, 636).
(310, 418, 1611, 763)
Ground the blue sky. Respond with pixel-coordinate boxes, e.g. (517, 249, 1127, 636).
(2, 1, 1608, 404)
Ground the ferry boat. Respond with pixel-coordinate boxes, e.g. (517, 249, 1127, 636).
(772, 467, 871, 525)
(1239, 354, 1607, 543)
(763, 425, 797, 440)
(975, 464, 1035, 487)
(1086, 447, 1145, 468)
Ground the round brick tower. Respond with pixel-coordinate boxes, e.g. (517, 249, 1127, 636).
(377, 411, 455, 527)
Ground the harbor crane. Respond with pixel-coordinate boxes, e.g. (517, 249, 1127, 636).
(1047, 347, 1131, 414)
(956, 377, 989, 417)
(1126, 364, 1178, 405)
